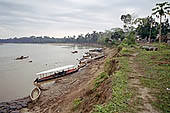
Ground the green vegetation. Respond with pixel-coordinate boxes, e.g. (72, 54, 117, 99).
(93, 43, 170, 113)
(72, 98, 83, 111)
(122, 31, 136, 45)
(135, 16, 159, 41)
(94, 57, 118, 89)
(135, 44, 170, 113)
(121, 13, 136, 32)
(92, 48, 136, 113)
(152, 2, 170, 43)
(71, 42, 170, 113)
(70, 2, 170, 112)
(94, 72, 109, 89)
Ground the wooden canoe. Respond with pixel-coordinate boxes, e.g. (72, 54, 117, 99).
(30, 87, 41, 102)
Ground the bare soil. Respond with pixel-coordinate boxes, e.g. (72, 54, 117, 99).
(26, 48, 115, 113)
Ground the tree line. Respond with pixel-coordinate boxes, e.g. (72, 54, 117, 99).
(0, 2, 169, 45)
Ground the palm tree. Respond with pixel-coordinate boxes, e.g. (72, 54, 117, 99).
(152, 2, 170, 43)
(149, 16, 153, 43)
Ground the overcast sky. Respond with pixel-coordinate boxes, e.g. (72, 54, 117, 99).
(0, 0, 168, 38)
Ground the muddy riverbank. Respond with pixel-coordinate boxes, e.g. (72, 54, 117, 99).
(0, 97, 31, 113)
(0, 47, 114, 113)
(26, 48, 114, 113)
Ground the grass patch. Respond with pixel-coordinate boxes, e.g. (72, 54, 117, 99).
(72, 98, 82, 111)
(94, 72, 109, 89)
(119, 46, 137, 57)
(104, 58, 117, 76)
(135, 43, 170, 113)
(92, 53, 135, 113)
(121, 47, 135, 54)
(94, 58, 117, 90)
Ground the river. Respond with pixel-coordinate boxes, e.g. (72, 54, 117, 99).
(0, 43, 95, 102)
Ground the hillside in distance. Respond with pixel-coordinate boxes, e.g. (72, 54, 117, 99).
(0, 36, 67, 43)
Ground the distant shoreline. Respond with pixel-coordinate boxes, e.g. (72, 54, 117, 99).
(0, 42, 104, 48)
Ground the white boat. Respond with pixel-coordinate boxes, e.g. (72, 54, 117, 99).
(34, 65, 79, 83)
(30, 87, 41, 101)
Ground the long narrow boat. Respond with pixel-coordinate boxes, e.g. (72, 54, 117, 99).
(30, 87, 41, 102)
(34, 65, 79, 83)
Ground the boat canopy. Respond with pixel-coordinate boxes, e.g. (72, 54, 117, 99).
(36, 65, 75, 76)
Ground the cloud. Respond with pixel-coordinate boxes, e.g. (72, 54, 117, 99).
(0, 0, 168, 38)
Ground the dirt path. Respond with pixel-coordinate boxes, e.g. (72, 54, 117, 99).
(129, 53, 160, 113)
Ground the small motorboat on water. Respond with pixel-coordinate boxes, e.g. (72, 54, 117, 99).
(72, 51, 78, 54)
(30, 87, 41, 102)
(34, 65, 79, 83)
(15, 56, 29, 60)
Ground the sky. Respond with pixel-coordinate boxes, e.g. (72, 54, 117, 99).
(0, 0, 168, 38)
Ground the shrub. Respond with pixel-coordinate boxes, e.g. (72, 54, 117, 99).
(72, 98, 82, 111)
(122, 31, 136, 45)
(94, 72, 109, 89)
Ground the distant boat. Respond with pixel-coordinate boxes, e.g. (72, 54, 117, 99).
(15, 56, 29, 60)
(29, 60, 32, 63)
(72, 51, 78, 54)
(83, 52, 91, 58)
(89, 48, 103, 52)
(30, 87, 41, 102)
(34, 65, 79, 83)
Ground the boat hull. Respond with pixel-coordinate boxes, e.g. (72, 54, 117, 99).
(30, 87, 41, 102)
(35, 68, 79, 83)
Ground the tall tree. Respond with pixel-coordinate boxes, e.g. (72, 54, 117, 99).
(111, 28, 125, 41)
(121, 13, 136, 32)
(121, 14, 132, 32)
(136, 16, 159, 41)
(152, 2, 170, 43)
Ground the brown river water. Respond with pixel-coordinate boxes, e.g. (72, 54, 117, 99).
(0, 43, 95, 102)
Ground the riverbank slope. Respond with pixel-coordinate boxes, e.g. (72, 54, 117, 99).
(27, 47, 115, 113)
(3, 43, 169, 113)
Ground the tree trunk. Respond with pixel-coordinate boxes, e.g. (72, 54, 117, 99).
(159, 15, 162, 43)
(149, 23, 152, 43)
